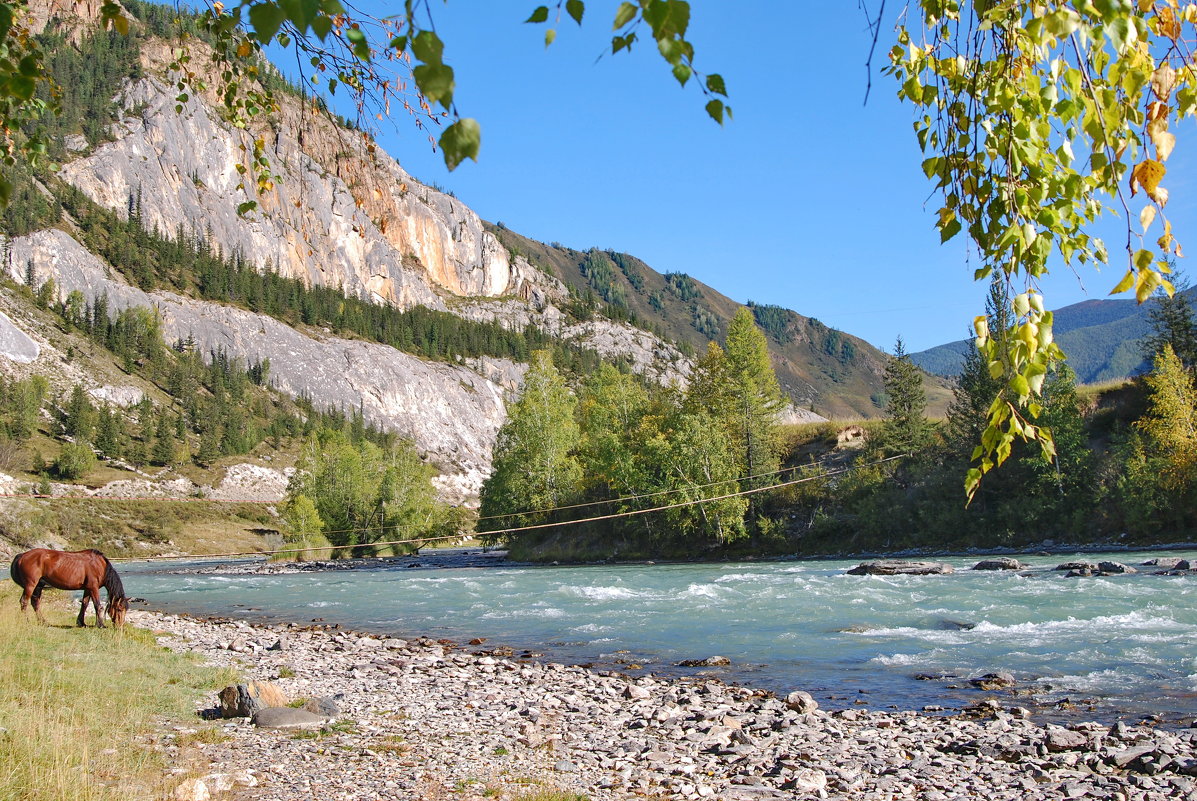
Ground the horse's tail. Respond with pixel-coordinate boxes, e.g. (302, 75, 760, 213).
(100, 555, 126, 601)
(9, 552, 27, 588)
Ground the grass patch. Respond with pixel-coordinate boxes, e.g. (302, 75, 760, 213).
(290, 719, 357, 740)
(0, 585, 237, 801)
(277, 666, 295, 679)
(510, 790, 588, 801)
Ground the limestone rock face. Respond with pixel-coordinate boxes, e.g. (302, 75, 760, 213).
(58, 44, 570, 310)
(0, 311, 39, 363)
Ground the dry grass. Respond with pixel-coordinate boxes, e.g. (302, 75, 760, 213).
(0, 585, 236, 801)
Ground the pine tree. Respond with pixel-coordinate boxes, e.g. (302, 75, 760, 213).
(1144, 280, 1197, 371)
(152, 411, 177, 466)
(878, 337, 933, 455)
(94, 406, 124, 459)
(63, 384, 96, 441)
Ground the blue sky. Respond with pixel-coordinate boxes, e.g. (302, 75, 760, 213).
(314, 2, 1195, 353)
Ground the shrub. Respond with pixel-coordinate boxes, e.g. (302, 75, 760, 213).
(54, 441, 96, 480)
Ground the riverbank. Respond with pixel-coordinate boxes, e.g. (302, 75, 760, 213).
(0, 587, 236, 801)
(139, 609, 1197, 801)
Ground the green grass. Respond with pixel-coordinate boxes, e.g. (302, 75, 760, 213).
(0, 585, 237, 801)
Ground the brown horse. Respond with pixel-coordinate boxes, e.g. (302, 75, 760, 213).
(9, 548, 128, 627)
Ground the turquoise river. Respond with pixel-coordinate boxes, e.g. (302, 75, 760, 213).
(125, 550, 1197, 725)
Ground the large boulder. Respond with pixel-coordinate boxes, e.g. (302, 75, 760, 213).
(1055, 561, 1098, 572)
(1097, 561, 1137, 574)
(846, 561, 954, 576)
(218, 681, 289, 719)
(677, 655, 731, 667)
(251, 707, 326, 729)
(972, 558, 1026, 571)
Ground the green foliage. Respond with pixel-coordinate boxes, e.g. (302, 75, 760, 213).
(280, 493, 331, 559)
(63, 384, 96, 442)
(664, 272, 701, 302)
(1144, 279, 1197, 370)
(747, 301, 792, 344)
(480, 351, 582, 534)
(288, 428, 455, 556)
(876, 337, 933, 456)
(0, 374, 48, 441)
(54, 440, 96, 480)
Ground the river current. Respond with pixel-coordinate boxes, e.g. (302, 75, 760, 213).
(125, 550, 1197, 725)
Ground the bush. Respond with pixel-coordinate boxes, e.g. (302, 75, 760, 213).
(54, 441, 96, 480)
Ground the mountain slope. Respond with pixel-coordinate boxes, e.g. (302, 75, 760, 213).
(488, 228, 951, 419)
(910, 287, 1197, 382)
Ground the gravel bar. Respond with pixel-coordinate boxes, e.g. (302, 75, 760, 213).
(136, 610, 1197, 801)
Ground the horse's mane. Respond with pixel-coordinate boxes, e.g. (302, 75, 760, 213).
(100, 555, 126, 600)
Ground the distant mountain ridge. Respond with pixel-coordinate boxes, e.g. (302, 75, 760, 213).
(910, 287, 1197, 383)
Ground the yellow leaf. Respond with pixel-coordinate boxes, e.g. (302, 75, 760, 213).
(237, 41, 253, 58)
(1149, 185, 1170, 207)
(1152, 62, 1178, 99)
(1156, 131, 1176, 161)
(1111, 269, 1136, 295)
(1130, 159, 1166, 198)
(1140, 204, 1157, 232)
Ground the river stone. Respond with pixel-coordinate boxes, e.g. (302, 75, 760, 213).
(969, 672, 1016, 690)
(302, 696, 340, 718)
(1113, 745, 1158, 768)
(218, 681, 289, 718)
(846, 560, 954, 576)
(787, 768, 827, 793)
(624, 683, 651, 700)
(1045, 727, 1090, 751)
(678, 655, 731, 667)
(784, 691, 818, 714)
(1142, 557, 1183, 567)
(1098, 561, 1137, 574)
(251, 707, 326, 729)
(1055, 561, 1099, 571)
(972, 558, 1026, 570)
(173, 778, 209, 801)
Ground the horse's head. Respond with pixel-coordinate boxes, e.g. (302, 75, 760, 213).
(108, 596, 129, 627)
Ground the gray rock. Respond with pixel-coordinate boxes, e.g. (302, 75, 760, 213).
(846, 560, 955, 576)
(1055, 561, 1099, 571)
(251, 707, 326, 729)
(302, 696, 340, 718)
(969, 672, 1016, 690)
(1097, 561, 1136, 574)
(1141, 557, 1184, 567)
(678, 656, 731, 667)
(972, 558, 1026, 570)
(783, 691, 818, 714)
(1113, 745, 1157, 768)
(1045, 728, 1090, 751)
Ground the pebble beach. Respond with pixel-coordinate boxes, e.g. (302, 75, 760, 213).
(138, 609, 1197, 801)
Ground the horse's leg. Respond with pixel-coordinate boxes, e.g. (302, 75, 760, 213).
(89, 586, 104, 628)
(77, 590, 89, 627)
(30, 580, 47, 624)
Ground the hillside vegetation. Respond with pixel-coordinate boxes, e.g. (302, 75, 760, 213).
(912, 286, 1197, 382)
